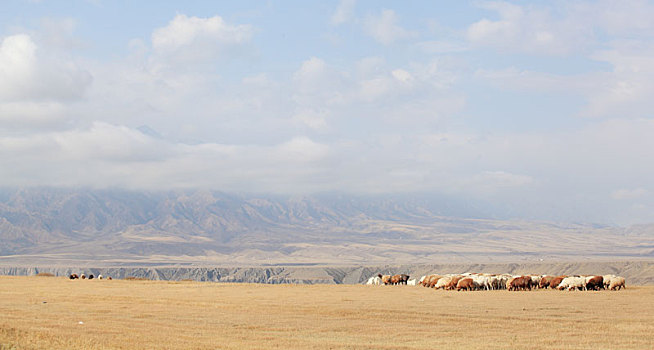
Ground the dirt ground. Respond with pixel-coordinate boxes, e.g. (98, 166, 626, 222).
(1, 276, 652, 349)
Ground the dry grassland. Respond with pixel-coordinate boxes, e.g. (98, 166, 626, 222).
(1, 276, 653, 350)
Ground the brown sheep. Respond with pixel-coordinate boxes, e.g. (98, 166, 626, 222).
(80, 274, 86, 280)
(446, 275, 464, 290)
(586, 276, 603, 291)
(427, 275, 443, 288)
(420, 275, 436, 287)
(378, 274, 392, 285)
(390, 275, 401, 285)
(456, 277, 475, 291)
(507, 276, 531, 291)
(539, 275, 554, 289)
(107, 276, 113, 280)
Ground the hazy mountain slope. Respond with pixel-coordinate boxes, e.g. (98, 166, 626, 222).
(0, 188, 651, 265)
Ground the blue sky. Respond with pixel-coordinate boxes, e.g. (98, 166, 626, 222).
(1, 0, 654, 224)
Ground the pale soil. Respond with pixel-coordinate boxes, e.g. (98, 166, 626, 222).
(1, 276, 652, 349)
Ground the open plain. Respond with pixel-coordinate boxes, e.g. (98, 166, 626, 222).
(1, 276, 653, 349)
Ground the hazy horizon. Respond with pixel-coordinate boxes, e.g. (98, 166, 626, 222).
(1, 1, 654, 225)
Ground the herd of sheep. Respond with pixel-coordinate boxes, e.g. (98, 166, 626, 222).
(68, 273, 112, 280)
(367, 273, 626, 291)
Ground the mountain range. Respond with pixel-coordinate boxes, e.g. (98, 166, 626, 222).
(0, 188, 652, 266)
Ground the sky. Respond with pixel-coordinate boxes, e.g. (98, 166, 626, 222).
(1, 0, 654, 225)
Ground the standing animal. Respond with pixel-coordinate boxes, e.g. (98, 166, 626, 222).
(435, 276, 454, 290)
(426, 275, 443, 288)
(530, 275, 542, 288)
(603, 275, 618, 289)
(585, 276, 603, 290)
(539, 275, 554, 289)
(557, 276, 586, 291)
(407, 279, 417, 286)
(107, 276, 112, 280)
(456, 278, 475, 291)
(80, 274, 86, 280)
(69, 274, 79, 280)
(609, 276, 625, 290)
(398, 274, 410, 285)
(88, 274, 94, 280)
(366, 276, 382, 285)
(98, 275, 103, 280)
(378, 274, 392, 285)
(447, 275, 465, 290)
(549, 276, 567, 289)
(390, 275, 401, 285)
(507, 276, 531, 291)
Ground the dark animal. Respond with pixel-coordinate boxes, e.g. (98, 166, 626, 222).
(539, 275, 554, 289)
(69, 274, 79, 280)
(586, 276, 603, 291)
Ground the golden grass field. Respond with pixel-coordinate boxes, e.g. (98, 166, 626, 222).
(1, 276, 653, 350)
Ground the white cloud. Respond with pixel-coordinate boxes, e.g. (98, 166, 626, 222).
(150, 14, 253, 67)
(416, 40, 469, 54)
(293, 108, 329, 131)
(466, 1, 591, 55)
(464, 171, 535, 195)
(475, 41, 654, 119)
(0, 34, 92, 102)
(0, 101, 67, 129)
(331, 0, 356, 25)
(275, 136, 329, 161)
(363, 9, 416, 45)
(612, 188, 648, 200)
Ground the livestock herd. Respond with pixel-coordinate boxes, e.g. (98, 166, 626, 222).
(69, 273, 112, 280)
(368, 273, 626, 291)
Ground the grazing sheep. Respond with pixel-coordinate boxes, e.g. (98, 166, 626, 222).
(378, 274, 392, 285)
(80, 274, 86, 280)
(585, 276, 603, 290)
(435, 276, 453, 290)
(539, 275, 554, 289)
(98, 274, 103, 280)
(88, 274, 94, 280)
(530, 275, 542, 288)
(558, 276, 585, 291)
(426, 275, 443, 288)
(507, 276, 531, 291)
(418, 275, 427, 286)
(472, 275, 492, 290)
(446, 275, 465, 290)
(609, 276, 625, 290)
(107, 276, 112, 280)
(603, 275, 618, 289)
(69, 274, 79, 280)
(456, 277, 475, 291)
(549, 276, 566, 289)
(366, 276, 382, 285)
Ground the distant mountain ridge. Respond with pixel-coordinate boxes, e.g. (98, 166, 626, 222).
(0, 188, 651, 265)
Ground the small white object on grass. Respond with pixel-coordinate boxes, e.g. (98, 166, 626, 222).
(78, 321, 84, 325)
